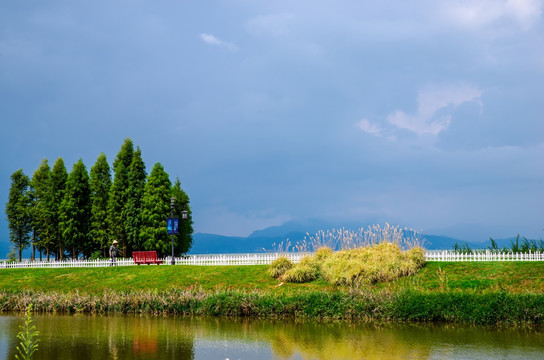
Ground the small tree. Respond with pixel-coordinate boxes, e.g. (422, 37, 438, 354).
(108, 138, 134, 257)
(140, 163, 172, 257)
(125, 146, 146, 253)
(171, 177, 194, 255)
(30, 159, 51, 261)
(49, 158, 68, 260)
(90, 153, 111, 257)
(5, 169, 32, 262)
(59, 159, 91, 259)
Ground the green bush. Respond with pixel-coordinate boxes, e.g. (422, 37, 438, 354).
(268, 257, 294, 278)
(280, 256, 321, 283)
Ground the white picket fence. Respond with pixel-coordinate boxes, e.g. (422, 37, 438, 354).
(1, 250, 544, 269)
(0, 253, 310, 269)
(425, 250, 544, 262)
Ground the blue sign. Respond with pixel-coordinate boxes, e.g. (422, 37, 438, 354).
(167, 218, 179, 235)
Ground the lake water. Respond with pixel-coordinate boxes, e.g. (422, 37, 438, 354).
(0, 313, 543, 359)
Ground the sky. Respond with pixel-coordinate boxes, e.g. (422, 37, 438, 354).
(1, 0, 543, 244)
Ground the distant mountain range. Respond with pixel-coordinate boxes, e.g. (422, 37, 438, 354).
(189, 232, 502, 254)
(0, 219, 535, 259)
(190, 219, 535, 254)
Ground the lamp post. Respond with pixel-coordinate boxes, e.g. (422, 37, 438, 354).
(169, 197, 188, 266)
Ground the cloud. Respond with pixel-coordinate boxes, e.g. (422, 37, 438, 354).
(200, 33, 238, 52)
(359, 83, 483, 137)
(443, 0, 543, 30)
(356, 118, 382, 135)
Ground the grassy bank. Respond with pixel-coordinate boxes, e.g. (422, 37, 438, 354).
(2, 289, 543, 325)
(1, 262, 543, 294)
(1, 262, 544, 324)
(0, 265, 335, 293)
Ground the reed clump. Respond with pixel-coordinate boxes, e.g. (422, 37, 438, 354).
(272, 243, 425, 287)
(280, 256, 320, 283)
(278, 247, 334, 283)
(268, 257, 293, 279)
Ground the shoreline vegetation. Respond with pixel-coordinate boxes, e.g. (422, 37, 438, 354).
(2, 262, 544, 325)
(1, 288, 543, 325)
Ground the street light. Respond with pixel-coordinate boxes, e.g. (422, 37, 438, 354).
(169, 197, 188, 265)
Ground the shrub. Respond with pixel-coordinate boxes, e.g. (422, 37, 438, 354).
(280, 242, 426, 287)
(280, 256, 320, 283)
(314, 247, 333, 261)
(268, 257, 294, 279)
(406, 247, 425, 268)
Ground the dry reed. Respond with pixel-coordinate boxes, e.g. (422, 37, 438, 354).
(270, 223, 426, 253)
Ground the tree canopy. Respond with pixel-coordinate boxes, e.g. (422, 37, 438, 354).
(4, 138, 193, 261)
(5, 169, 32, 261)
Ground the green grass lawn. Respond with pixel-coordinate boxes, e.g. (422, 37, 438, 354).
(391, 262, 544, 293)
(1, 262, 543, 294)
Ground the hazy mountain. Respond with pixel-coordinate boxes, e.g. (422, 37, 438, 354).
(189, 232, 479, 253)
(426, 223, 539, 243)
(1, 219, 539, 259)
(190, 233, 282, 254)
(248, 219, 332, 238)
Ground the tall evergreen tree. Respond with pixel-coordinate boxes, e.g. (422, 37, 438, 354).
(30, 159, 51, 261)
(140, 163, 172, 257)
(5, 169, 32, 262)
(108, 138, 134, 257)
(59, 159, 91, 259)
(90, 153, 111, 257)
(49, 158, 68, 260)
(171, 177, 194, 255)
(125, 146, 146, 253)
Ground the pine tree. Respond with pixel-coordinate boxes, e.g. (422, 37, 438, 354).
(5, 169, 32, 262)
(108, 138, 134, 257)
(140, 163, 172, 257)
(30, 159, 51, 261)
(59, 159, 91, 259)
(125, 146, 146, 253)
(90, 153, 111, 258)
(171, 177, 194, 255)
(49, 158, 67, 260)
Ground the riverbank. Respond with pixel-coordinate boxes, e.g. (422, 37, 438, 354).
(1, 262, 543, 324)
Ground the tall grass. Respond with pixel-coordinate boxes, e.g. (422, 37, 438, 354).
(453, 235, 544, 254)
(321, 244, 425, 287)
(270, 243, 425, 288)
(268, 257, 293, 279)
(271, 223, 426, 253)
(280, 256, 321, 283)
(2, 289, 543, 325)
(304, 223, 425, 251)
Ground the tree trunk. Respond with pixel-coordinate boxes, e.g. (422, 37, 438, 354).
(32, 230, 36, 261)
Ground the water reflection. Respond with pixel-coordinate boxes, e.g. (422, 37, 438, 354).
(1, 314, 543, 360)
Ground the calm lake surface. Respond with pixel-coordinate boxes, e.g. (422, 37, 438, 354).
(1, 313, 543, 360)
